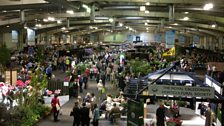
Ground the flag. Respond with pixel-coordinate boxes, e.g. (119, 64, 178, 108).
(162, 47, 175, 57)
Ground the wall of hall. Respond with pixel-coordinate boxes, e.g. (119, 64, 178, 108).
(2, 32, 17, 49)
(99, 31, 155, 43)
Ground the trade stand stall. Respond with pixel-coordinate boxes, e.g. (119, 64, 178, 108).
(124, 63, 224, 126)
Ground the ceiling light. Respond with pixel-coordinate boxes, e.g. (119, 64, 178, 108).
(109, 18, 114, 22)
(6, 25, 9, 28)
(211, 24, 216, 28)
(43, 18, 48, 22)
(95, 27, 98, 29)
(184, 12, 189, 14)
(147, 20, 150, 22)
(173, 23, 178, 25)
(57, 20, 62, 24)
(203, 3, 213, 10)
(48, 16, 55, 21)
(86, 8, 91, 13)
(125, 26, 129, 29)
(145, 22, 148, 25)
(140, 6, 146, 11)
(35, 24, 42, 27)
(2, 10, 7, 13)
(82, 4, 88, 9)
(146, 27, 149, 30)
(145, 10, 149, 13)
(145, 2, 150, 6)
(24, 26, 28, 29)
(66, 10, 74, 14)
(119, 22, 123, 27)
(183, 17, 189, 21)
(61, 27, 66, 30)
(168, 26, 172, 28)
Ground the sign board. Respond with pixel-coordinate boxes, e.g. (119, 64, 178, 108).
(148, 84, 215, 98)
(205, 75, 222, 94)
(12, 30, 18, 43)
(5, 71, 17, 86)
(63, 82, 69, 87)
(165, 30, 176, 48)
(127, 99, 144, 126)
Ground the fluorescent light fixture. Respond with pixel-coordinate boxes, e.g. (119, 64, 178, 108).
(35, 24, 42, 27)
(57, 20, 62, 24)
(145, 2, 150, 6)
(119, 22, 123, 27)
(147, 20, 150, 22)
(109, 18, 114, 22)
(43, 18, 48, 22)
(168, 26, 172, 28)
(145, 10, 149, 13)
(183, 17, 189, 21)
(48, 16, 55, 21)
(145, 22, 148, 25)
(203, 3, 213, 10)
(66, 10, 74, 14)
(125, 26, 129, 29)
(140, 6, 146, 11)
(86, 8, 91, 13)
(61, 27, 66, 30)
(211, 24, 216, 28)
(82, 4, 89, 9)
(184, 12, 189, 14)
(173, 23, 178, 25)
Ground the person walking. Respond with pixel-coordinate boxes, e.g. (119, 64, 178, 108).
(51, 94, 60, 122)
(92, 104, 100, 126)
(72, 102, 81, 126)
(156, 103, 166, 126)
(80, 102, 91, 126)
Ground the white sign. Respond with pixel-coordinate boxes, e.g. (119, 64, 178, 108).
(148, 84, 215, 98)
(63, 82, 69, 87)
(205, 76, 222, 94)
(27, 28, 35, 45)
(12, 30, 18, 43)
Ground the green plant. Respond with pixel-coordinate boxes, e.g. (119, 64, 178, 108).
(128, 59, 151, 76)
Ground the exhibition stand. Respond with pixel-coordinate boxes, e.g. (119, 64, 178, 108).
(125, 63, 224, 126)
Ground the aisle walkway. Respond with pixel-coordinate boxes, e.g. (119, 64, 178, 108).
(37, 71, 125, 126)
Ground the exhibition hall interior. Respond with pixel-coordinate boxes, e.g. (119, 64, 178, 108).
(0, 0, 224, 126)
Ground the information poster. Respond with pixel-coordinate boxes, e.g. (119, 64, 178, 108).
(178, 35, 186, 43)
(193, 35, 200, 44)
(165, 30, 176, 48)
(27, 28, 35, 45)
(154, 34, 162, 42)
(127, 99, 144, 126)
(12, 30, 18, 43)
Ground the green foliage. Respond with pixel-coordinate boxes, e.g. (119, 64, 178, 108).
(128, 59, 151, 76)
(0, 45, 11, 67)
(0, 70, 50, 126)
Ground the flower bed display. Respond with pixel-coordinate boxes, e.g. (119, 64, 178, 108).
(166, 118, 182, 126)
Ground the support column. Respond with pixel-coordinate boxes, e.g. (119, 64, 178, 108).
(169, 5, 175, 22)
(90, 4, 95, 23)
(20, 10, 25, 24)
(67, 18, 70, 28)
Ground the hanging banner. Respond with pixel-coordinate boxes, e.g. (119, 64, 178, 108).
(154, 34, 162, 42)
(148, 84, 215, 98)
(193, 35, 200, 44)
(178, 35, 186, 43)
(127, 35, 133, 41)
(27, 28, 35, 45)
(12, 30, 18, 43)
(165, 30, 176, 48)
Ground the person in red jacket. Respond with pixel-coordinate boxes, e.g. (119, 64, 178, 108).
(51, 94, 60, 122)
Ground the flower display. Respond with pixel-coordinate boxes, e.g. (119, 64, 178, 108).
(166, 118, 182, 126)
